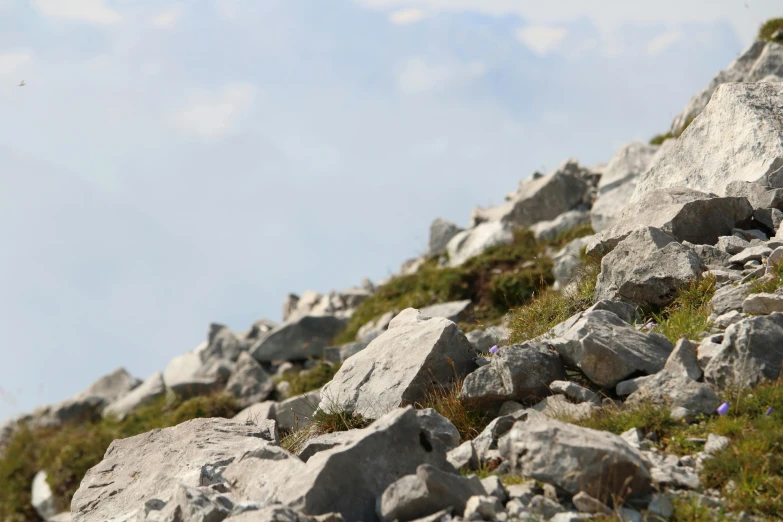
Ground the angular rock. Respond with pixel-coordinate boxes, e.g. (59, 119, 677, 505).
(233, 401, 276, 424)
(202, 323, 243, 363)
(753, 208, 783, 230)
(462, 495, 504, 521)
(704, 434, 731, 455)
(378, 464, 485, 522)
(276, 389, 321, 431)
(549, 380, 600, 405)
(415, 409, 460, 452)
(588, 189, 752, 257)
(479, 476, 507, 503)
(551, 235, 593, 289)
(32, 471, 57, 521)
(500, 418, 653, 502)
(357, 311, 394, 343)
(222, 407, 454, 522)
(225, 352, 276, 408)
(709, 282, 754, 317)
(318, 309, 476, 418)
(71, 418, 282, 522)
(163, 351, 232, 399)
(447, 440, 479, 471)
(465, 326, 509, 353)
(743, 292, 783, 314)
(625, 370, 720, 421)
(419, 300, 473, 323)
(546, 309, 673, 388)
(470, 159, 592, 228)
(571, 492, 612, 515)
(529, 496, 566, 518)
(704, 313, 783, 389)
(594, 227, 703, 307)
(429, 218, 463, 257)
(683, 242, 732, 268)
(144, 483, 233, 522)
(251, 315, 349, 363)
(717, 234, 751, 255)
(529, 210, 591, 242)
(103, 371, 166, 420)
(459, 342, 566, 407)
(532, 394, 599, 421)
(635, 82, 783, 202)
(664, 338, 703, 381)
(726, 180, 783, 211)
(445, 221, 514, 268)
(729, 245, 772, 265)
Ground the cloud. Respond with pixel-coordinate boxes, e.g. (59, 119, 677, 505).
(516, 25, 568, 55)
(398, 57, 485, 94)
(646, 30, 682, 56)
(389, 7, 426, 25)
(0, 50, 32, 76)
(174, 83, 257, 140)
(151, 5, 184, 28)
(31, 0, 122, 25)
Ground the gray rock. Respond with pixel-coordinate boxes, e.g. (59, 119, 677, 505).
(615, 375, 653, 397)
(276, 389, 321, 431)
(546, 309, 674, 388)
(251, 315, 349, 362)
(683, 242, 733, 268)
(704, 313, 783, 389)
(571, 492, 612, 515)
(479, 476, 507, 503)
(447, 440, 479, 471)
(753, 208, 783, 230)
(529, 495, 565, 518)
(445, 221, 514, 268)
(415, 409, 461, 452)
(318, 309, 476, 418)
(588, 188, 752, 258)
(429, 218, 464, 257)
(734, 227, 768, 242)
(378, 464, 485, 522)
(647, 493, 675, 519)
(31, 471, 57, 521)
(459, 343, 566, 407)
(549, 380, 600, 405)
(594, 227, 703, 307)
(635, 82, 783, 201)
(729, 245, 772, 265)
(768, 245, 783, 265)
(202, 323, 243, 363)
(498, 401, 525, 416)
(645, 451, 701, 490)
(717, 234, 751, 255)
(470, 159, 592, 229)
(743, 292, 783, 314)
(669, 40, 776, 136)
(233, 401, 276, 424)
(145, 484, 233, 522)
(726, 180, 783, 211)
(225, 352, 276, 409)
(222, 407, 455, 522)
(529, 210, 591, 242)
(399, 257, 427, 276)
(48, 513, 71, 522)
(465, 326, 509, 353)
(626, 370, 720, 421)
(532, 394, 599, 421)
(224, 506, 313, 522)
(338, 341, 369, 361)
(296, 431, 352, 463)
(664, 338, 703, 381)
(472, 415, 519, 460)
(709, 282, 754, 316)
(500, 418, 653, 502)
(704, 434, 731, 455)
(163, 351, 231, 398)
(282, 294, 301, 322)
(551, 236, 593, 289)
(103, 371, 166, 420)
(462, 495, 504, 521)
(549, 514, 592, 522)
(357, 311, 394, 343)
(71, 418, 283, 522)
(419, 300, 473, 323)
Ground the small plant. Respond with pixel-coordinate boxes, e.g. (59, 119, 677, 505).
(648, 275, 716, 344)
(751, 260, 783, 295)
(416, 375, 489, 442)
(650, 131, 673, 145)
(759, 17, 783, 42)
(280, 400, 372, 454)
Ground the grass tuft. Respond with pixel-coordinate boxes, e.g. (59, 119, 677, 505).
(648, 275, 716, 344)
(280, 403, 372, 455)
(751, 260, 783, 295)
(415, 376, 490, 443)
(759, 17, 783, 42)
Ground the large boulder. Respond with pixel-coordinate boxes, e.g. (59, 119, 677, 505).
(445, 221, 514, 267)
(318, 309, 476, 418)
(459, 343, 566, 407)
(103, 371, 166, 420)
(670, 40, 782, 136)
(70, 418, 281, 522)
(221, 407, 455, 522)
(704, 313, 783, 390)
(594, 227, 703, 307)
(251, 315, 349, 362)
(546, 309, 674, 388)
(470, 159, 594, 228)
(633, 82, 783, 202)
(588, 188, 753, 257)
(429, 218, 463, 257)
(500, 418, 653, 502)
(225, 352, 276, 408)
(377, 464, 485, 522)
(591, 141, 664, 233)
(726, 180, 783, 211)
(163, 350, 232, 398)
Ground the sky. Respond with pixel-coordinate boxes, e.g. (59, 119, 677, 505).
(0, 0, 781, 422)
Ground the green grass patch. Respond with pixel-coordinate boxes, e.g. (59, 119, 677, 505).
(570, 380, 783, 519)
(648, 275, 716, 344)
(751, 260, 783, 295)
(415, 373, 490, 442)
(280, 404, 372, 454)
(541, 223, 595, 251)
(505, 250, 601, 344)
(759, 18, 783, 42)
(0, 393, 241, 520)
(278, 362, 340, 396)
(334, 229, 554, 344)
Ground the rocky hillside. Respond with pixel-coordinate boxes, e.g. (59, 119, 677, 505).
(2, 19, 783, 522)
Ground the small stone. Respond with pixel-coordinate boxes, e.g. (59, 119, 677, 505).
(549, 380, 601, 405)
(704, 434, 731, 455)
(463, 495, 504, 521)
(480, 476, 508, 503)
(647, 493, 674, 519)
(529, 495, 565, 519)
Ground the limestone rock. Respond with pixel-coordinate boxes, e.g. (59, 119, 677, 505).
(103, 371, 166, 420)
(415, 409, 460, 452)
(709, 282, 754, 317)
(357, 311, 394, 343)
(418, 300, 473, 323)
(31, 471, 57, 521)
(499, 418, 653, 502)
(429, 218, 463, 257)
(743, 292, 783, 314)
(251, 315, 349, 363)
(726, 180, 783, 211)
(594, 227, 703, 307)
(549, 380, 600, 405)
(163, 351, 231, 399)
(635, 82, 783, 201)
(225, 352, 276, 408)
(445, 221, 514, 268)
(233, 401, 276, 424)
(318, 309, 476, 418)
(276, 389, 321, 431)
(529, 210, 591, 242)
(465, 326, 509, 353)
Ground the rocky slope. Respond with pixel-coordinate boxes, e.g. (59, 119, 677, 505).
(2, 23, 783, 522)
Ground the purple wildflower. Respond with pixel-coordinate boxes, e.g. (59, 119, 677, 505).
(717, 402, 730, 416)
(489, 345, 499, 355)
(644, 321, 655, 330)
(766, 406, 774, 416)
